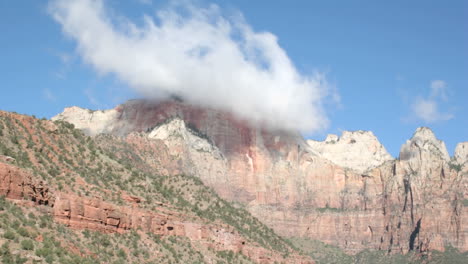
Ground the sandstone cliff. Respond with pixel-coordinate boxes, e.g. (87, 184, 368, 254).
(53, 99, 467, 255)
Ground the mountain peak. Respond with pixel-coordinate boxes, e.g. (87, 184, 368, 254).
(307, 130, 393, 173)
(455, 142, 468, 165)
(400, 127, 450, 162)
(412, 127, 437, 141)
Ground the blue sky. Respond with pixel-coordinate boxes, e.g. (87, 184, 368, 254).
(0, 0, 466, 156)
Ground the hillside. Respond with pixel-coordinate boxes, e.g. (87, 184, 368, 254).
(0, 110, 311, 263)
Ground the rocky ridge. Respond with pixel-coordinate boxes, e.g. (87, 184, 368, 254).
(307, 130, 394, 173)
(53, 99, 468, 255)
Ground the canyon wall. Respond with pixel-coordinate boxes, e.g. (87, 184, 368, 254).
(54, 99, 467, 254)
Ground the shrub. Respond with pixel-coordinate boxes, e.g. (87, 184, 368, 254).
(463, 199, 468, 207)
(17, 227, 29, 237)
(0, 242, 10, 256)
(20, 239, 34, 250)
(45, 255, 54, 264)
(117, 248, 127, 259)
(3, 230, 15, 240)
(11, 135, 19, 145)
(449, 162, 462, 172)
(36, 247, 52, 258)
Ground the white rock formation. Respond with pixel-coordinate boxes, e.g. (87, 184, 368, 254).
(307, 130, 393, 173)
(149, 118, 220, 155)
(399, 127, 450, 162)
(454, 142, 468, 165)
(148, 118, 228, 185)
(52, 106, 117, 136)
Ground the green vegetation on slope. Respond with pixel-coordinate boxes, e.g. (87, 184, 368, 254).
(289, 237, 468, 264)
(0, 196, 256, 263)
(0, 111, 300, 262)
(0, 196, 95, 264)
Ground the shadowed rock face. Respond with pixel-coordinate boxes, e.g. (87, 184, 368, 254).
(54, 99, 467, 254)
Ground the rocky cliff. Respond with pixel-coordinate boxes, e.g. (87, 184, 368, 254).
(54, 99, 467, 255)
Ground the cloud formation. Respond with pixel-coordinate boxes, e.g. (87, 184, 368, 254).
(48, 0, 333, 133)
(43, 88, 57, 102)
(137, 0, 152, 5)
(411, 80, 453, 123)
(429, 80, 448, 101)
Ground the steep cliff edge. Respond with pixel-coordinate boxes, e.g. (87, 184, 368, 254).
(53, 99, 467, 255)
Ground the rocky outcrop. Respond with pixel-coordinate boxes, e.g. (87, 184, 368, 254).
(52, 106, 119, 136)
(147, 118, 229, 188)
(0, 162, 53, 205)
(0, 155, 15, 164)
(307, 131, 393, 173)
(53, 192, 312, 263)
(455, 142, 468, 166)
(399, 127, 450, 164)
(54, 99, 467, 255)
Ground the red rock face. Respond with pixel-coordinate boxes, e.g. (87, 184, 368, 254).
(0, 162, 52, 205)
(112, 100, 303, 156)
(0, 161, 312, 263)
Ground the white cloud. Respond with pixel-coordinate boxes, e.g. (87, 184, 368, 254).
(48, 0, 334, 133)
(430, 80, 448, 101)
(84, 88, 101, 107)
(50, 50, 75, 79)
(43, 88, 57, 102)
(410, 80, 453, 123)
(137, 0, 152, 5)
(412, 98, 452, 123)
(396, 74, 405, 81)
